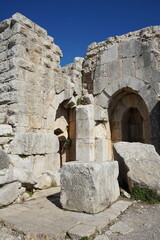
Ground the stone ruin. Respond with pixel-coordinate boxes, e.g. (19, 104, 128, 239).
(0, 13, 160, 211)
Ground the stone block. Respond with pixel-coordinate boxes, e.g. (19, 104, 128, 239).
(10, 133, 59, 155)
(0, 124, 13, 136)
(12, 168, 37, 185)
(68, 224, 96, 240)
(76, 139, 95, 162)
(114, 142, 160, 194)
(122, 58, 134, 77)
(118, 39, 145, 58)
(0, 181, 21, 206)
(95, 139, 113, 162)
(95, 123, 107, 139)
(76, 105, 95, 139)
(0, 149, 10, 170)
(100, 44, 118, 64)
(94, 105, 108, 121)
(44, 169, 61, 186)
(107, 60, 121, 81)
(60, 161, 120, 214)
(93, 77, 107, 95)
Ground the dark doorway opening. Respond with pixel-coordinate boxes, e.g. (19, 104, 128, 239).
(122, 108, 143, 143)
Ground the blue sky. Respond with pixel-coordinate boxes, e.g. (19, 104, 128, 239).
(0, 0, 160, 66)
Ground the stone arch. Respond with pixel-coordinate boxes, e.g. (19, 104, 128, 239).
(54, 100, 76, 167)
(108, 88, 151, 143)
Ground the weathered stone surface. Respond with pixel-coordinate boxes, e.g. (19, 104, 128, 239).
(0, 149, 10, 170)
(0, 124, 13, 136)
(76, 105, 95, 139)
(0, 166, 37, 185)
(12, 168, 37, 185)
(34, 174, 52, 189)
(10, 133, 59, 155)
(60, 161, 120, 214)
(44, 169, 61, 186)
(76, 138, 95, 162)
(114, 142, 160, 194)
(76, 105, 95, 162)
(0, 182, 21, 206)
(68, 224, 96, 240)
(110, 221, 133, 235)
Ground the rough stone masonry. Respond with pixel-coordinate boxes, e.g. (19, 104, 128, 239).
(0, 12, 160, 208)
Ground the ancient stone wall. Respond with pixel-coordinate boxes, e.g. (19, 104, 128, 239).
(0, 13, 160, 205)
(0, 13, 83, 182)
(82, 26, 160, 153)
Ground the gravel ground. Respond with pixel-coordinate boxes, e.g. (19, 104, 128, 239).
(96, 202, 160, 240)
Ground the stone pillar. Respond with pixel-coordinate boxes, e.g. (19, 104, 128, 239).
(76, 105, 95, 162)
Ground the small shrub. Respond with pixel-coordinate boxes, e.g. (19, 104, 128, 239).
(131, 186, 160, 203)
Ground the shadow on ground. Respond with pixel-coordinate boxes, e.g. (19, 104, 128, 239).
(47, 192, 62, 209)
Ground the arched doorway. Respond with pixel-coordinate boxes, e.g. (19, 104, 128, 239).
(54, 101, 76, 167)
(108, 88, 151, 144)
(122, 108, 143, 142)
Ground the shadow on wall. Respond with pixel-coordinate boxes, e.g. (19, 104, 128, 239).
(150, 101, 160, 154)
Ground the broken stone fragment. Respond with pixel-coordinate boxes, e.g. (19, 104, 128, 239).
(0, 181, 21, 206)
(43, 169, 61, 186)
(34, 174, 52, 189)
(114, 142, 160, 195)
(60, 161, 120, 214)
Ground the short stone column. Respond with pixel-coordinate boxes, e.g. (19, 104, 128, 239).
(60, 161, 120, 214)
(76, 105, 95, 162)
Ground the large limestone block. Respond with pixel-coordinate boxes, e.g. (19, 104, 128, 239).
(0, 149, 10, 170)
(100, 44, 118, 64)
(12, 168, 37, 185)
(60, 162, 120, 214)
(10, 133, 59, 155)
(0, 124, 13, 136)
(114, 142, 160, 194)
(0, 166, 37, 185)
(0, 182, 21, 206)
(76, 139, 95, 162)
(76, 105, 95, 139)
(118, 39, 145, 58)
(95, 139, 113, 162)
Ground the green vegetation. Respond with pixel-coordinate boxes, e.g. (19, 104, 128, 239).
(77, 97, 84, 105)
(51, 183, 57, 188)
(6, 133, 14, 137)
(18, 154, 28, 158)
(0, 205, 6, 209)
(26, 190, 33, 197)
(66, 138, 72, 146)
(131, 186, 160, 203)
(80, 237, 89, 240)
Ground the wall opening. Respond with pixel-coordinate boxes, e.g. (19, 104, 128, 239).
(54, 101, 76, 167)
(122, 108, 143, 142)
(108, 88, 151, 144)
